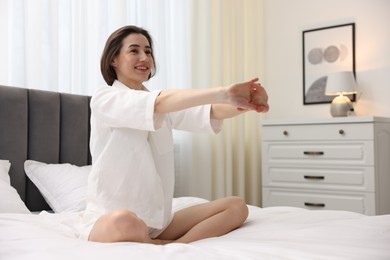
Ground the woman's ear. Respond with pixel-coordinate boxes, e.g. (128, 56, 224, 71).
(111, 59, 117, 67)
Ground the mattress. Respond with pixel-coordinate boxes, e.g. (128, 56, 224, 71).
(1, 197, 389, 260)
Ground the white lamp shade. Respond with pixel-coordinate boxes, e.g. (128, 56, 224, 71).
(325, 71, 357, 96)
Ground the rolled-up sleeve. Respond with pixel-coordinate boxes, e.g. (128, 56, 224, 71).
(91, 82, 164, 131)
(168, 104, 223, 134)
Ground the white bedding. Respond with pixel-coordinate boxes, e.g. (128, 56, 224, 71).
(1, 197, 390, 260)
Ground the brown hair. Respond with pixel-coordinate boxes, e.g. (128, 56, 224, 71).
(100, 25, 156, 86)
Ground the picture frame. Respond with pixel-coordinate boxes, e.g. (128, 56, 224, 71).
(302, 23, 355, 105)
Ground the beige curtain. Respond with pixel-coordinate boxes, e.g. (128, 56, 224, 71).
(190, 0, 265, 206)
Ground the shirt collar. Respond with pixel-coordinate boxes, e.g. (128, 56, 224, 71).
(112, 80, 148, 91)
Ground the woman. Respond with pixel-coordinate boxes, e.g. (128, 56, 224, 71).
(80, 25, 269, 244)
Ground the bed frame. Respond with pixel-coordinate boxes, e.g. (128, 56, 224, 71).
(0, 85, 91, 212)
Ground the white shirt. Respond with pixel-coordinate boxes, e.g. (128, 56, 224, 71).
(84, 80, 222, 230)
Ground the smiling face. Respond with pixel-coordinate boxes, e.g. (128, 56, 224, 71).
(111, 33, 154, 90)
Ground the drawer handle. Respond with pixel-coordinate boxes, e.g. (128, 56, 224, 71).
(304, 202, 325, 208)
(283, 130, 288, 136)
(303, 151, 324, 156)
(304, 175, 325, 180)
(339, 129, 345, 135)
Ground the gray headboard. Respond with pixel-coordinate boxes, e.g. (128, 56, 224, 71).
(0, 85, 91, 211)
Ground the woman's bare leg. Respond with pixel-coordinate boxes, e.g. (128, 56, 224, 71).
(88, 209, 155, 243)
(157, 196, 248, 243)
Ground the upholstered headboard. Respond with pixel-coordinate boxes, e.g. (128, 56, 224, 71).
(0, 85, 91, 211)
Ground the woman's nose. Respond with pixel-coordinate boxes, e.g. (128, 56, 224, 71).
(139, 52, 149, 61)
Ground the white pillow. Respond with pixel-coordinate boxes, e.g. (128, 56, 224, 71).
(24, 160, 92, 213)
(172, 197, 209, 213)
(0, 159, 31, 213)
(0, 159, 11, 183)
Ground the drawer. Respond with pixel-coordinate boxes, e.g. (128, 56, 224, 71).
(262, 123, 373, 141)
(262, 141, 374, 166)
(262, 165, 375, 192)
(262, 188, 375, 215)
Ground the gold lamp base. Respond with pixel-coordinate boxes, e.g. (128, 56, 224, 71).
(330, 95, 351, 117)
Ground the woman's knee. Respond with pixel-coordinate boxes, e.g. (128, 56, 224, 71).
(110, 209, 150, 241)
(226, 196, 249, 225)
(90, 209, 150, 243)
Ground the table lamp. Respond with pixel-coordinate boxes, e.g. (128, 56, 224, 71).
(325, 71, 357, 117)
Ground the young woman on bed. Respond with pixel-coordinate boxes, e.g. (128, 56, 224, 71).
(80, 25, 269, 244)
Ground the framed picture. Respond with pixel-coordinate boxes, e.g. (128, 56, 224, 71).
(302, 23, 355, 105)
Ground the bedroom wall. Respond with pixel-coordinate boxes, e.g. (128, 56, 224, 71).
(263, 0, 390, 119)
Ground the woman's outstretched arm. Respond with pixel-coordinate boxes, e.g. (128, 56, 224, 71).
(154, 78, 268, 115)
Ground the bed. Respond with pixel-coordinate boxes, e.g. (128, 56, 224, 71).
(0, 84, 389, 260)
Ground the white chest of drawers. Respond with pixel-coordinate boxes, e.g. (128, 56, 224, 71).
(261, 116, 390, 215)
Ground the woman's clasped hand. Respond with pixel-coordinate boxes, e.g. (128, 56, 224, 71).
(227, 77, 269, 113)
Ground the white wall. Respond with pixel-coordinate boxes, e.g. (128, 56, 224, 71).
(263, 0, 390, 119)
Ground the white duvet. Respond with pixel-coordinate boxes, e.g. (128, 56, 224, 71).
(1, 197, 389, 260)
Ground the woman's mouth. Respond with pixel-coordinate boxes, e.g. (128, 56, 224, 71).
(135, 66, 149, 72)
